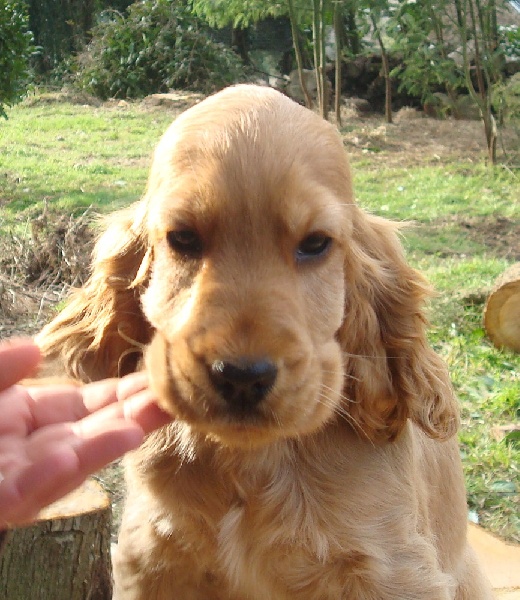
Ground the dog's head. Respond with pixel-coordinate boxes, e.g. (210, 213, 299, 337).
(37, 85, 458, 447)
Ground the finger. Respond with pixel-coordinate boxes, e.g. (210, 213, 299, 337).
(0, 424, 145, 527)
(70, 420, 145, 473)
(71, 390, 171, 438)
(122, 390, 172, 433)
(21, 384, 90, 431)
(0, 339, 41, 392)
(78, 372, 149, 413)
(22, 373, 154, 430)
(116, 372, 149, 402)
(24, 379, 121, 430)
(16, 390, 169, 457)
(79, 378, 121, 413)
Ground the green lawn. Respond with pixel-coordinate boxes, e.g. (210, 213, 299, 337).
(0, 99, 174, 220)
(1, 94, 519, 542)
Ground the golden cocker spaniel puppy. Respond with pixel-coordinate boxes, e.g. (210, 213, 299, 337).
(37, 85, 493, 599)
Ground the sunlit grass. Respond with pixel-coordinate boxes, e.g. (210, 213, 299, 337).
(353, 163, 519, 223)
(0, 101, 174, 224)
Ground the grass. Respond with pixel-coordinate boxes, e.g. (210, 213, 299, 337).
(1, 93, 519, 543)
(425, 259, 519, 540)
(354, 164, 518, 222)
(0, 99, 174, 221)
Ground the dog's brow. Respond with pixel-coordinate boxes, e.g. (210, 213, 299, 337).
(283, 190, 345, 239)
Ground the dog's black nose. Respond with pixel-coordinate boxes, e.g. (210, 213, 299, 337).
(209, 359, 277, 411)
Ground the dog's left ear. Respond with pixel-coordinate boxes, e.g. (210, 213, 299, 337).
(337, 210, 459, 443)
(36, 203, 153, 381)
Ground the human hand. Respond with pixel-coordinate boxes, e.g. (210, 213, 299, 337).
(0, 339, 171, 528)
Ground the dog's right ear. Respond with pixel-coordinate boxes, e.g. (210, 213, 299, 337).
(36, 203, 153, 381)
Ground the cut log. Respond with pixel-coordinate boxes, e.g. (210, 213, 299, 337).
(484, 263, 520, 353)
(0, 478, 112, 600)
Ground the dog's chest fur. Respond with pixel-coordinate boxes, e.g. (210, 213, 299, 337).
(124, 424, 452, 599)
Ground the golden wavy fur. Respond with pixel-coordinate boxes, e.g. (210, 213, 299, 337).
(37, 85, 493, 599)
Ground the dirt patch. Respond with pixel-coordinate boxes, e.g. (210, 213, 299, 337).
(417, 215, 520, 261)
(140, 91, 204, 113)
(455, 216, 520, 261)
(22, 89, 104, 107)
(340, 109, 519, 166)
(22, 89, 205, 115)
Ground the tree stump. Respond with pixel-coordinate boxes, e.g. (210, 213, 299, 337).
(484, 262, 520, 353)
(0, 478, 112, 600)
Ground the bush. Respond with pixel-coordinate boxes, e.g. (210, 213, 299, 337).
(493, 73, 520, 122)
(75, 0, 249, 99)
(499, 24, 520, 61)
(0, 0, 34, 118)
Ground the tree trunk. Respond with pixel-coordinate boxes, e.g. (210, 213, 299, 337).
(334, 0, 343, 126)
(231, 27, 249, 64)
(0, 479, 113, 600)
(455, 0, 498, 163)
(312, 0, 324, 116)
(371, 15, 392, 125)
(288, 0, 313, 109)
(484, 262, 520, 352)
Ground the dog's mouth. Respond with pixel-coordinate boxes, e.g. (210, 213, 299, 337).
(165, 372, 280, 442)
(146, 332, 343, 446)
(145, 335, 276, 440)
(164, 387, 282, 448)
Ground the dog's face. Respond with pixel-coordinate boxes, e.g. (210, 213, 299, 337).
(140, 87, 354, 446)
(37, 85, 458, 448)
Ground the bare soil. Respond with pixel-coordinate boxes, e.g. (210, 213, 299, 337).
(337, 106, 520, 261)
(341, 105, 519, 166)
(441, 215, 520, 261)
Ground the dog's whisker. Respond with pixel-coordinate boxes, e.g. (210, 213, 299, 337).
(341, 352, 405, 360)
(316, 391, 375, 445)
(267, 404, 284, 430)
(320, 369, 362, 383)
(316, 390, 356, 425)
(319, 383, 358, 404)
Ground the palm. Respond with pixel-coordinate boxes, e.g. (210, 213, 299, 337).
(0, 340, 170, 528)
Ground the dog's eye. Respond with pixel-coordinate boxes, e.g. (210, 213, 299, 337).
(296, 233, 332, 261)
(167, 229, 203, 258)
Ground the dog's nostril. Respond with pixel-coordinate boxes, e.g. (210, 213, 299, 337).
(209, 359, 278, 410)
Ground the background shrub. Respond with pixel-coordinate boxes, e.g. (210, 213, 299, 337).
(74, 0, 249, 99)
(494, 72, 520, 123)
(0, 0, 34, 118)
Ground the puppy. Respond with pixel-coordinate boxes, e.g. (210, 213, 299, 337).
(37, 85, 493, 599)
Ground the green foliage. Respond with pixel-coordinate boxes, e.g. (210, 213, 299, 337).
(499, 24, 520, 60)
(0, 0, 34, 118)
(192, 0, 285, 29)
(74, 0, 249, 99)
(386, 1, 461, 103)
(391, 47, 464, 104)
(493, 72, 520, 122)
